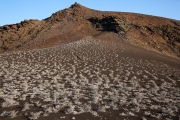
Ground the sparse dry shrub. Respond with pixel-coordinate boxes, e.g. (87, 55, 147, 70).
(65, 104, 75, 114)
(22, 102, 30, 111)
(29, 111, 43, 120)
(98, 105, 106, 112)
(1, 98, 19, 107)
(83, 104, 91, 112)
(8, 110, 18, 118)
(0, 36, 179, 119)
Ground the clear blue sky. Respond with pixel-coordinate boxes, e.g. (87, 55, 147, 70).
(0, 0, 179, 26)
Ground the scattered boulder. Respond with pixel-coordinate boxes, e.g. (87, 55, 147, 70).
(3, 26, 10, 31)
(10, 25, 17, 30)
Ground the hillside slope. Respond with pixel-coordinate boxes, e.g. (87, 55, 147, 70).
(0, 2, 180, 57)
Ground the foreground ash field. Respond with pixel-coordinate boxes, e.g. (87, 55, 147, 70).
(0, 37, 180, 120)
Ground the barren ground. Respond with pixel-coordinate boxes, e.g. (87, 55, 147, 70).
(0, 35, 180, 120)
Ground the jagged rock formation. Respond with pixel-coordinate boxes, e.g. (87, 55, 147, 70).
(0, 19, 44, 52)
(89, 16, 131, 33)
(0, 2, 180, 57)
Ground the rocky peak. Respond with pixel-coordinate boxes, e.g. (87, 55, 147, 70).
(70, 2, 83, 9)
(46, 2, 90, 22)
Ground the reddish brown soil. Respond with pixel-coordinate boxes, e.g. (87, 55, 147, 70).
(0, 3, 180, 58)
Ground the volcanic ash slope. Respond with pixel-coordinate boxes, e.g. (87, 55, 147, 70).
(0, 37, 180, 120)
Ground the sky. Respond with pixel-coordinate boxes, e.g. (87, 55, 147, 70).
(0, 0, 180, 26)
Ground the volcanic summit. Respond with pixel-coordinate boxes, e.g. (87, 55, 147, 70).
(0, 2, 180, 58)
